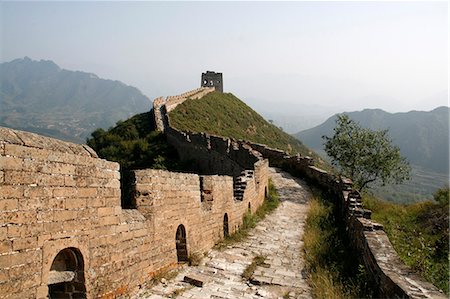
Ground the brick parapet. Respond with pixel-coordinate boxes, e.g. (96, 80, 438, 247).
(247, 143, 447, 299)
(1, 117, 269, 299)
(152, 87, 214, 132)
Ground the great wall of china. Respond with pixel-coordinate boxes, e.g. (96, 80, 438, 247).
(0, 87, 446, 298)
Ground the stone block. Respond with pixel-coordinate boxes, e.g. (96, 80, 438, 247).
(24, 186, 52, 198)
(0, 185, 25, 199)
(36, 285, 48, 299)
(53, 210, 77, 221)
(6, 211, 37, 224)
(184, 274, 207, 287)
(12, 237, 37, 251)
(65, 197, 87, 209)
(0, 198, 18, 210)
(0, 239, 12, 253)
(48, 197, 65, 209)
(0, 156, 23, 171)
(53, 187, 78, 198)
(98, 207, 116, 217)
(77, 187, 97, 198)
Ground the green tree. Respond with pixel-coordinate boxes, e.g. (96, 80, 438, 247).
(433, 186, 449, 206)
(323, 114, 410, 191)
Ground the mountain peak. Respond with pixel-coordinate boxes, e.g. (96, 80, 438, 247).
(0, 57, 150, 143)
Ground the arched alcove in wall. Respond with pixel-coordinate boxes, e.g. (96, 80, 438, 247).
(223, 213, 229, 237)
(176, 224, 188, 262)
(48, 247, 86, 299)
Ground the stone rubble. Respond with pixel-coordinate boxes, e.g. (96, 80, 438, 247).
(133, 168, 312, 299)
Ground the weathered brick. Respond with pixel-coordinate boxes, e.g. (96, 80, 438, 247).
(48, 197, 64, 209)
(78, 187, 97, 197)
(19, 197, 44, 210)
(98, 216, 119, 226)
(0, 156, 23, 171)
(6, 211, 37, 224)
(36, 285, 48, 299)
(0, 226, 7, 239)
(53, 187, 78, 198)
(0, 199, 18, 210)
(12, 237, 37, 251)
(37, 173, 65, 186)
(0, 239, 12, 253)
(87, 197, 105, 207)
(23, 186, 52, 198)
(0, 185, 24, 198)
(65, 197, 87, 209)
(62, 219, 82, 231)
(64, 175, 76, 186)
(98, 207, 116, 217)
(53, 210, 77, 221)
(37, 210, 53, 222)
(37, 234, 51, 247)
(4, 170, 37, 185)
(41, 161, 76, 175)
(7, 225, 23, 238)
(4, 144, 49, 160)
(43, 222, 62, 234)
(0, 269, 8, 283)
(0, 250, 38, 268)
(105, 197, 120, 207)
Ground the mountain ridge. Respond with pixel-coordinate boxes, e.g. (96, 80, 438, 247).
(295, 106, 449, 174)
(0, 57, 150, 143)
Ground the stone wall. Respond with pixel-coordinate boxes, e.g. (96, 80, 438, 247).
(133, 161, 268, 262)
(0, 126, 269, 299)
(247, 142, 447, 299)
(152, 87, 214, 132)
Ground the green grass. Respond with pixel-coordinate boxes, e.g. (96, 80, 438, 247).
(215, 179, 279, 248)
(169, 92, 319, 159)
(303, 192, 374, 298)
(363, 190, 449, 294)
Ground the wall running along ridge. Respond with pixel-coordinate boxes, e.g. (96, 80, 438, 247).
(246, 142, 447, 299)
(0, 87, 269, 298)
(1, 85, 444, 299)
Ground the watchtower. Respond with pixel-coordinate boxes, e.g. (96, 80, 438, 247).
(201, 71, 223, 92)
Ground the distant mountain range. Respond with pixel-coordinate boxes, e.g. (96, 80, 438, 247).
(295, 107, 449, 174)
(295, 107, 449, 202)
(0, 57, 150, 143)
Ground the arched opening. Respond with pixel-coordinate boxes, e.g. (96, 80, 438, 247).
(223, 213, 229, 237)
(248, 202, 251, 213)
(176, 224, 188, 262)
(48, 247, 86, 299)
(265, 187, 268, 198)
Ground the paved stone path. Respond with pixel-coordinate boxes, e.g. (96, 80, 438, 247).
(133, 168, 312, 299)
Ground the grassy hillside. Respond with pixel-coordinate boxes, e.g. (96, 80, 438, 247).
(169, 92, 319, 159)
(363, 189, 449, 294)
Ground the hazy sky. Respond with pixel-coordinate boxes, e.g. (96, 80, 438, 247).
(1, 1, 448, 130)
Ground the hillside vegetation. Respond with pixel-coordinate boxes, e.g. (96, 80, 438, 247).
(169, 92, 318, 158)
(363, 188, 449, 294)
(0, 57, 150, 143)
(86, 111, 181, 171)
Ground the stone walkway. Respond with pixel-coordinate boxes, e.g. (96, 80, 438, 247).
(133, 168, 312, 299)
